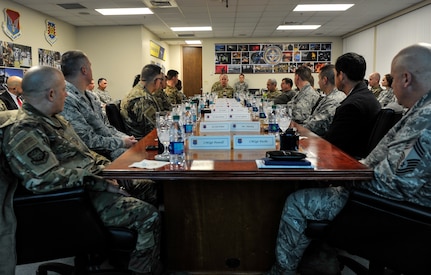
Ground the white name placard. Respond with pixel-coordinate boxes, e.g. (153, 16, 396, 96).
(188, 136, 231, 150)
(233, 135, 276, 149)
(211, 107, 229, 113)
(204, 113, 229, 121)
(200, 121, 231, 132)
(228, 113, 251, 121)
(230, 122, 261, 132)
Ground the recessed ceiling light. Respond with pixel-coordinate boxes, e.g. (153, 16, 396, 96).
(294, 4, 354, 11)
(95, 8, 153, 15)
(276, 25, 321, 30)
(185, 40, 202, 45)
(171, 26, 212, 32)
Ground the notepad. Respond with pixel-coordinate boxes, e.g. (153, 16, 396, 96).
(255, 159, 314, 169)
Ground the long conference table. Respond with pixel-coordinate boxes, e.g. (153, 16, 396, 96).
(102, 122, 373, 274)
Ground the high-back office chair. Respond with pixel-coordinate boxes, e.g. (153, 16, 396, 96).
(305, 189, 431, 274)
(0, 110, 137, 275)
(365, 108, 403, 155)
(106, 100, 127, 133)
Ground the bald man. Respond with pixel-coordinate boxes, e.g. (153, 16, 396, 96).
(368, 72, 383, 98)
(0, 76, 23, 111)
(267, 43, 431, 275)
(2, 66, 161, 274)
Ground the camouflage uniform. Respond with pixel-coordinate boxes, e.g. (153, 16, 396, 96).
(165, 85, 185, 105)
(153, 89, 172, 112)
(120, 82, 161, 140)
(233, 81, 249, 94)
(211, 81, 234, 98)
(269, 90, 431, 274)
(377, 88, 396, 107)
(61, 81, 128, 160)
(302, 88, 346, 136)
(2, 103, 161, 274)
(266, 89, 282, 100)
(0, 99, 7, 111)
(95, 87, 113, 104)
(287, 84, 320, 124)
(274, 90, 296, 105)
(370, 85, 383, 98)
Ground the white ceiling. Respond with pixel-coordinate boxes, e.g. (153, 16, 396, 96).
(12, 0, 427, 44)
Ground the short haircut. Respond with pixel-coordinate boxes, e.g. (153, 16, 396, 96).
(61, 50, 88, 77)
(167, 69, 179, 80)
(282, 78, 293, 87)
(295, 66, 313, 83)
(98, 78, 107, 84)
(335, 52, 366, 82)
(141, 64, 162, 82)
(319, 64, 336, 85)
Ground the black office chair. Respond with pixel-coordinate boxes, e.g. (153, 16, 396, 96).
(106, 100, 127, 133)
(365, 108, 402, 155)
(305, 189, 431, 275)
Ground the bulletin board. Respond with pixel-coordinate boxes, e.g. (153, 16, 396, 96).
(214, 42, 332, 74)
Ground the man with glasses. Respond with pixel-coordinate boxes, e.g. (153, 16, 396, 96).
(121, 64, 163, 140)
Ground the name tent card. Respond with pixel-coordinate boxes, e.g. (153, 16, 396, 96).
(189, 136, 231, 150)
(233, 135, 276, 149)
(200, 121, 231, 132)
(230, 122, 261, 132)
(204, 113, 229, 121)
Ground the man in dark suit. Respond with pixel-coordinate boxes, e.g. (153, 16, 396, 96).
(324, 53, 381, 159)
(0, 76, 23, 111)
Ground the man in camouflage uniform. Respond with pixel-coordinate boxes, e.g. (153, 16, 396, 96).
(60, 50, 137, 161)
(153, 74, 172, 113)
(233, 73, 249, 94)
(267, 43, 431, 275)
(211, 74, 234, 98)
(302, 64, 346, 136)
(368, 72, 383, 98)
(287, 66, 320, 124)
(274, 78, 296, 105)
(265, 78, 282, 100)
(121, 64, 163, 140)
(165, 69, 185, 105)
(95, 77, 113, 105)
(2, 66, 161, 275)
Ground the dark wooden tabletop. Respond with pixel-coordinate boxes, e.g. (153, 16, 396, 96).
(102, 122, 373, 181)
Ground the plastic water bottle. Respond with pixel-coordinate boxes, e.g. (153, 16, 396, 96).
(268, 105, 279, 136)
(169, 115, 185, 167)
(183, 106, 193, 136)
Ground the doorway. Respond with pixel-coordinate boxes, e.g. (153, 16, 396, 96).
(182, 46, 202, 98)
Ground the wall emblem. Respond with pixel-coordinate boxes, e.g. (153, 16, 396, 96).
(45, 20, 58, 45)
(263, 45, 282, 65)
(2, 8, 21, 40)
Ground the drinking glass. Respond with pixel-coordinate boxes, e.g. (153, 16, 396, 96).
(278, 108, 292, 134)
(155, 115, 171, 161)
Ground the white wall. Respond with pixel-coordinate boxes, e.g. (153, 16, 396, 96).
(0, 0, 76, 65)
(202, 37, 343, 93)
(343, 4, 431, 78)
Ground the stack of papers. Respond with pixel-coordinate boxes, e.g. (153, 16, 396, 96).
(256, 158, 314, 169)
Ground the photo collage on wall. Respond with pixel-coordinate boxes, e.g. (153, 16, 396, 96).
(0, 41, 32, 86)
(215, 43, 332, 74)
(38, 48, 62, 69)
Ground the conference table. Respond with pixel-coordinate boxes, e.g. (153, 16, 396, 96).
(102, 122, 373, 273)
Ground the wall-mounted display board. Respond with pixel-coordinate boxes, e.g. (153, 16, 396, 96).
(38, 48, 61, 69)
(214, 42, 332, 74)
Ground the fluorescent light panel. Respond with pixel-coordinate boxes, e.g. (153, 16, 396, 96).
(185, 40, 202, 45)
(277, 25, 321, 30)
(171, 26, 212, 32)
(294, 4, 354, 11)
(95, 8, 153, 15)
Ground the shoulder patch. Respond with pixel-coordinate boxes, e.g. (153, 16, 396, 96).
(27, 147, 49, 164)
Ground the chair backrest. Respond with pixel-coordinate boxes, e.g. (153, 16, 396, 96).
(366, 108, 402, 155)
(106, 100, 127, 133)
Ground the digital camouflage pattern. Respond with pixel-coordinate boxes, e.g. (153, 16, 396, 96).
(287, 84, 320, 124)
(233, 81, 249, 94)
(94, 87, 113, 104)
(377, 88, 396, 107)
(153, 88, 172, 112)
(266, 89, 282, 100)
(302, 88, 346, 136)
(3, 103, 161, 274)
(165, 85, 185, 105)
(61, 81, 128, 160)
(121, 82, 161, 140)
(269, 90, 431, 274)
(370, 85, 383, 98)
(211, 81, 234, 98)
